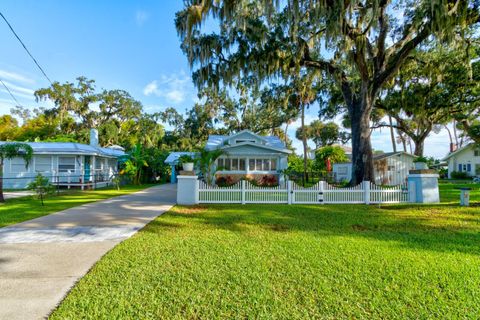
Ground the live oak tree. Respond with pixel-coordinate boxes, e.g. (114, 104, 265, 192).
(176, 0, 479, 184)
(376, 41, 480, 155)
(0, 143, 33, 202)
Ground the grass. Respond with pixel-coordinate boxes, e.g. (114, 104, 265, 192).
(51, 185, 480, 319)
(439, 181, 480, 203)
(0, 184, 154, 228)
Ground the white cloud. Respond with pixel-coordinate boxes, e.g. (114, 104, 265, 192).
(0, 69, 35, 85)
(143, 72, 193, 104)
(135, 10, 149, 26)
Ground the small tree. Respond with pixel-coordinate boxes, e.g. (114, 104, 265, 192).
(0, 143, 33, 202)
(28, 173, 55, 206)
(314, 146, 348, 172)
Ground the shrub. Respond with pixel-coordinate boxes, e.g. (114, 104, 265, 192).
(259, 175, 278, 187)
(450, 171, 469, 179)
(178, 155, 194, 164)
(216, 175, 235, 187)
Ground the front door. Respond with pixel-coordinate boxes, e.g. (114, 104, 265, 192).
(84, 156, 91, 182)
(475, 164, 480, 177)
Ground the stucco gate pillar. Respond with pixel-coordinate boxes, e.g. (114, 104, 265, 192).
(177, 175, 199, 205)
(407, 170, 440, 204)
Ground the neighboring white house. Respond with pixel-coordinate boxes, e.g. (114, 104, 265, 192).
(333, 151, 416, 185)
(2, 129, 125, 189)
(205, 130, 292, 184)
(443, 143, 480, 178)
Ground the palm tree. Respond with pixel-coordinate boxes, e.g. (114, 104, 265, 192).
(195, 149, 224, 185)
(0, 143, 33, 202)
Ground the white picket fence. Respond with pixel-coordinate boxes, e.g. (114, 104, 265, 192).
(198, 180, 409, 204)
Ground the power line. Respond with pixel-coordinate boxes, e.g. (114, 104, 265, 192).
(0, 11, 53, 85)
(0, 78, 23, 107)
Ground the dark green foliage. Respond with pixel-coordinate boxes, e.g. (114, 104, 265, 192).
(450, 171, 470, 179)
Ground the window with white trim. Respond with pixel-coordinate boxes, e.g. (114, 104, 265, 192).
(474, 149, 480, 157)
(58, 156, 76, 173)
(35, 156, 52, 173)
(10, 157, 27, 173)
(216, 158, 246, 171)
(248, 158, 277, 171)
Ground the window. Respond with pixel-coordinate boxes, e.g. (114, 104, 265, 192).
(239, 159, 246, 170)
(95, 158, 103, 170)
(58, 157, 76, 173)
(256, 159, 263, 171)
(249, 159, 255, 171)
(10, 157, 27, 173)
(270, 159, 277, 171)
(387, 165, 395, 171)
(217, 158, 224, 169)
(475, 150, 480, 157)
(231, 158, 238, 170)
(236, 139, 256, 144)
(35, 156, 52, 172)
(247, 158, 278, 171)
(217, 157, 247, 171)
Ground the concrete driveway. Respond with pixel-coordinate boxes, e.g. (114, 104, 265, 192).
(0, 183, 176, 320)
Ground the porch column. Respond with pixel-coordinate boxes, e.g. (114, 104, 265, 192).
(171, 164, 177, 184)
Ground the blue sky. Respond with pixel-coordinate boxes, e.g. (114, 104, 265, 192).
(0, 1, 451, 158)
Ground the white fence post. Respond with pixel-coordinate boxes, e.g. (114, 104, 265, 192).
(241, 180, 246, 205)
(287, 180, 292, 204)
(363, 181, 370, 204)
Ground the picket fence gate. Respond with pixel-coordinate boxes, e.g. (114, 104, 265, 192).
(198, 180, 410, 204)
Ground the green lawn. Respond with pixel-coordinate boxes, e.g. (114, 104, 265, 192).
(52, 192, 480, 318)
(0, 184, 153, 228)
(439, 181, 480, 203)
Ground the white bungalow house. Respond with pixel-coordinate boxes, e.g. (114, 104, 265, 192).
(206, 130, 291, 184)
(2, 129, 125, 189)
(443, 143, 480, 178)
(333, 151, 416, 185)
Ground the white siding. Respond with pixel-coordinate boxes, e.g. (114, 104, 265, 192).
(446, 146, 480, 178)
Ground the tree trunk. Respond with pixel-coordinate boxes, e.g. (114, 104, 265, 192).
(349, 92, 375, 186)
(0, 162, 4, 203)
(301, 104, 308, 185)
(413, 141, 424, 156)
(284, 122, 289, 145)
(388, 115, 397, 152)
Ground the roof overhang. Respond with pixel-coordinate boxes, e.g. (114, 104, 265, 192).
(220, 141, 292, 154)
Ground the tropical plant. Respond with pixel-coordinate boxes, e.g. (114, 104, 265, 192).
(195, 149, 224, 185)
(27, 173, 55, 206)
(0, 143, 33, 202)
(120, 144, 148, 185)
(178, 155, 194, 164)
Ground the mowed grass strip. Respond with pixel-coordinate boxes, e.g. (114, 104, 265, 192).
(0, 184, 154, 227)
(51, 201, 480, 319)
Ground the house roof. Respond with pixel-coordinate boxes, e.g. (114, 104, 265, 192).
(206, 131, 288, 151)
(442, 143, 474, 161)
(164, 152, 197, 165)
(0, 141, 125, 158)
(373, 151, 416, 161)
(219, 141, 292, 154)
(334, 151, 416, 164)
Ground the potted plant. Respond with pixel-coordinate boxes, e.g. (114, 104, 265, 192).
(414, 156, 429, 170)
(179, 154, 195, 171)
